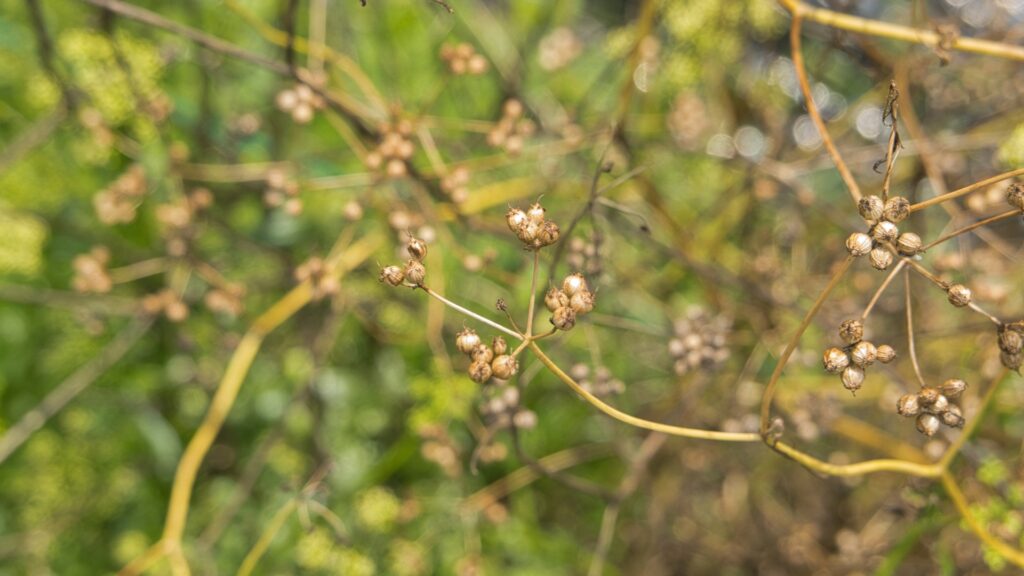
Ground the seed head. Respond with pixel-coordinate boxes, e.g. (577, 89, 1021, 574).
(379, 265, 405, 286)
(407, 237, 428, 261)
(850, 341, 877, 367)
(897, 394, 920, 416)
(916, 413, 940, 436)
(471, 343, 494, 364)
(941, 405, 964, 428)
(527, 202, 546, 223)
(823, 347, 850, 374)
(998, 327, 1023, 354)
(562, 273, 588, 296)
(537, 221, 561, 247)
(1007, 183, 1024, 211)
(869, 248, 893, 271)
(876, 344, 896, 364)
(918, 387, 941, 406)
(550, 306, 576, 331)
(841, 365, 865, 392)
(883, 196, 911, 223)
(896, 233, 922, 256)
(839, 319, 864, 345)
(946, 284, 971, 308)
(858, 195, 884, 222)
(929, 394, 950, 414)
(545, 287, 569, 312)
(846, 232, 873, 257)
(492, 336, 508, 356)
(455, 328, 482, 355)
(469, 360, 493, 384)
(871, 221, 899, 243)
(491, 354, 518, 379)
(403, 259, 426, 286)
(569, 290, 595, 315)
(506, 208, 527, 232)
(939, 378, 967, 399)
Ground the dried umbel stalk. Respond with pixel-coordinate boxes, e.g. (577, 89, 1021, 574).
(668, 306, 731, 376)
(822, 319, 894, 394)
(896, 378, 967, 436)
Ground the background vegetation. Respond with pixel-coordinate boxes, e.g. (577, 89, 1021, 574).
(1, 0, 1024, 574)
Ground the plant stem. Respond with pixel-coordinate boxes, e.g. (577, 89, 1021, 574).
(910, 168, 1024, 212)
(419, 286, 523, 340)
(526, 250, 539, 337)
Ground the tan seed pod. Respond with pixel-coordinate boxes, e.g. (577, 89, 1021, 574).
(869, 247, 893, 270)
(569, 290, 595, 315)
(1002, 351, 1023, 370)
(896, 394, 921, 417)
(1007, 183, 1024, 211)
(946, 284, 972, 307)
(544, 287, 569, 312)
(527, 202, 546, 223)
(876, 344, 896, 364)
(469, 360, 493, 384)
(506, 208, 528, 233)
(941, 405, 964, 428)
(455, 328, 482, 355)
(403, 259, 426, 285)
(918, 387, 941, 405)
(839, 319, 864, 345)
(916, 413, 940, 436)
(871, 221, 899, 243)
(998, 328, 1023, 354)
(929, 394, 949, 414)
(562, 273, 588, 296)
(550, 306, 576, 331)
(939, 378, 967, 399)
(491, 354, 518, 379)
(823, 347, 850, 374)
(537, 221, 560, 247)
(379, 265, 405, 286)
(471, 344, 494, 364)
(407, 237, 428, 261)
(858, 195, 884, 222)
(845, 232, 873, 257)
(896, 233, 922, 256)
(883, 196, 911, 223)
(841, 365, 865, 392)
(492, 336, 508, 356)
(850, 341, 877, 367)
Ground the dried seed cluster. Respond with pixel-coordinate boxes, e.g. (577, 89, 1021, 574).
(486, 100, 535, 156)
(896, 379, 967, 436)
(566, 237, 602, 276)
(295, 256, 340, 301)
(142, 288, 189, 322)
(439, 43, 489, 75)
(479, 382, 537, 430)
(506, 203, 561, 250)
(570, 363, 625, 397)
(440, 166, 471, 204)
(263, 168, 303, 216)
(379, 237, 430, 288)
(365, 121, 416, 178)
(72, 246, 113, 294)
(668, 306, 731, 376)
(545, 273, 595, 331)
(822, 319, 896, 394)
(94, 165, 146, 225)
(998, 321, 1024, 371)
(275, 83, 325, 124)
(846, 195, 921, 270)
(455, 329, 519, 384)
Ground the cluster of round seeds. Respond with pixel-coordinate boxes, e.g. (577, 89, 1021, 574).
(506, 203, 560, 250)
(998, 321, 1024, 370)
(1007, 182, 1024, 211)
(896, 379, 967, 436)
(479, 383, 537, 430)
(365, 121, 416, 178)
(156, 188, 215, 257)
(668, 306, 731, 376)
(846, 195, 921, 270)
(379, 237, 429, 288)
(822, 319, 896, 394)
(545, 273, 595, 331)
(295, 256, 340, 301)
(141, 288, 188, 322)
(275, 83, 325, 124)
(569, 363, 624, 397)
(486, 100, 535, 156)
(944, 282, 972, 308)
(440, 166, 470, 204)
(455, 329, 519, 384)
(439, 43, 488, 75)
(94, 165, 146, 225)
(264, 168, 303, 215)
(72, 246, 113, 294)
